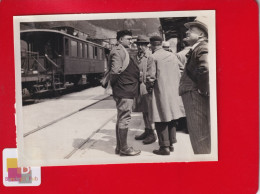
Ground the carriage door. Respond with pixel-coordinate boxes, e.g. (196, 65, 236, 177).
(88, 45, 95, 72)
(63, 37, 70, 74)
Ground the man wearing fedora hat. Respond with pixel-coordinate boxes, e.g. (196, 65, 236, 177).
(133, 35, 157, 145)
(179, 17, 211, 154)
(146, 36, 186, 155)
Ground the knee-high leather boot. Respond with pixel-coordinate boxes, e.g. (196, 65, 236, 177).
(119, 128, 141, 156)
(115, 124, 120, 154)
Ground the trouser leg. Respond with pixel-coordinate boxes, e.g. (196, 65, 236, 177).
(176, 117, 188, 134)
(182, 91, 211, 154)
(155, 122, 170, 147)
(142, 112, 157, 144)
(114, 98, 121, 154)
(114, 97, 133, 147)
(116, 98, 133, 129)
(143, 112, 152, 129)
(135, 112, 150, 140)
(113, 97, 141, 156)
(168, 120, 177, 145)
(153, 122, 170, 155)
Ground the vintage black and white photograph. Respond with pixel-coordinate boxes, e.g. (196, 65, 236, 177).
(14, 11, 217, 166)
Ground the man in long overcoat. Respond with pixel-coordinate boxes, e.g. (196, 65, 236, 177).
(146, 36, 186, 155)
(179, 18, 210, 154)
(109, 30, 141, 156)
(132, 35, 157, 144)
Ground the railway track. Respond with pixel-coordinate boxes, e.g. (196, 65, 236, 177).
(23, 95, 113, 137)
(22, 84, 97, 105)
(64, 113, 116, 159)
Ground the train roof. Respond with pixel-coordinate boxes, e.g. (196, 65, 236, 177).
(20, 29, 109, 49)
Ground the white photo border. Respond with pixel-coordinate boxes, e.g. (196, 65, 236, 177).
(14, 10, 217, 166)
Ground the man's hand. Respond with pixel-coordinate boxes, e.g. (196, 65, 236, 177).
(146, 81, 155, 94)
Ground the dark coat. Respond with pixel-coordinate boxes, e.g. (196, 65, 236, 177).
(108, 44, 140, 99)
(179, 40, 209, 96)
(108, 44, 130, 86)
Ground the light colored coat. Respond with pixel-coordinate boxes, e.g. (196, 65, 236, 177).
(132, 49, 154, 112)
(147, 48, 186, 122)
(176, 46, 192, 72)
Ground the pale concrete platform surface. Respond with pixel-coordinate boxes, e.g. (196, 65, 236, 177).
(22, 86, 109, 134)
(70, 112, 195, 164)
(20, 86, 216, 166)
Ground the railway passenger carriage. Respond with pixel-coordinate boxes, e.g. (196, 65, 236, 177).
(20, 29, 109, 97)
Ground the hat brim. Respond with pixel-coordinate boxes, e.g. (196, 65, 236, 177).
(135, 41, 150, 44)
(184, 22, 208, 34)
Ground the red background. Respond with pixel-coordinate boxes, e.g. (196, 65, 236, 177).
(0, 0, 258, 193)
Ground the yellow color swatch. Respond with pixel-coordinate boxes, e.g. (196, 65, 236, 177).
(6, 158, 17, 172)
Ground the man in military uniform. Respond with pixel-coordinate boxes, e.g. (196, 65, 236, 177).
(133, 35, 157, 145)
(179, 18, 210, 154)
(109, 30, 141, 156)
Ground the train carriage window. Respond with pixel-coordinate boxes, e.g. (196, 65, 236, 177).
(71, 40, 78, 57)
(65, 38, 69, 56)
(84, 44, 88, 58)
(78, 42, 83, 58)
(88, 45, 94, 59)
(98, 48, 103, 60)
(94, 47, 98, 59)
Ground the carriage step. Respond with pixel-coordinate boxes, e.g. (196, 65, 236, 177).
(54, 88, 66, 91)
(64, 82, 74, 88)
(34, 89, 49, 94)
(54, 82, 64, 86)
(33, 84, 44, 88)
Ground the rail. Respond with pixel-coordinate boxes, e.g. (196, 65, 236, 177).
(64, 113, 117, 159)
(23, 95, 111, 137)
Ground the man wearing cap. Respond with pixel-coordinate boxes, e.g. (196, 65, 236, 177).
(108, 30, 141, 156)
(162, 40, 187, 80)
(146, 36, 186, 155)
(133, 35, 157, 145)
(162, 41, 173, 52)
(179, 18, 210, 154)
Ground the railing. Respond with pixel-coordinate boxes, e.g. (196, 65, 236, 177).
(21, 51, 44, 74)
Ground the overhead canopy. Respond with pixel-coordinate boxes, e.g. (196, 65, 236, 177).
(160, 17, 196, 51)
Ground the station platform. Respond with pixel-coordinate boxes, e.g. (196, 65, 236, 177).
(20, 86, 214, 167)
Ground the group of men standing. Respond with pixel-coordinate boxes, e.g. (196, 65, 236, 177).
(106, 18, 210, 156)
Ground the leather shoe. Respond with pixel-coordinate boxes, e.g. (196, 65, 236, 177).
(143, 132, 157, 144)
(169, 146, 174, 152)
(135, 129, 148, 140)
(115, 147, 120, 155)
(120, 147, 141, 156)
(153, 147, 170, 155)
